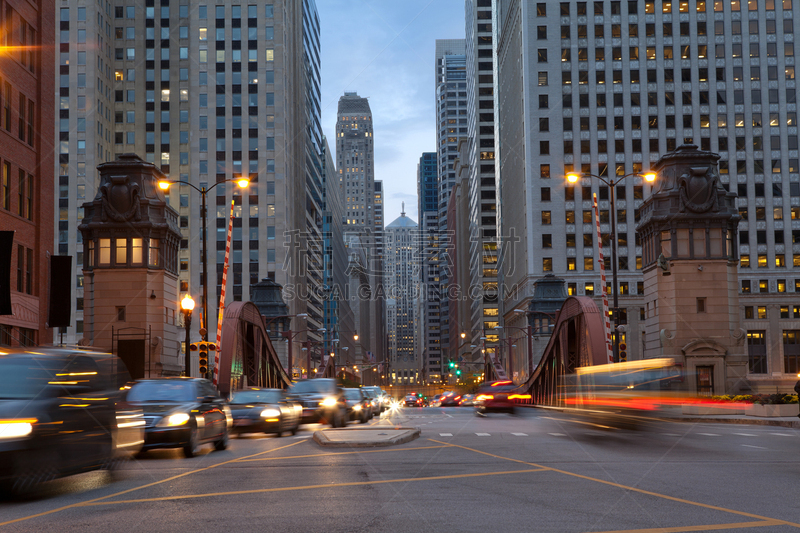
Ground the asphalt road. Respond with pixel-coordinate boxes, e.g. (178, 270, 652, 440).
(1, 407, 799, 532)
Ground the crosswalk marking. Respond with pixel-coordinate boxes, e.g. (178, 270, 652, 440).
(293, 435, 311, 439)
(548, 433, 566, 437)
(511, 433, 528, 437)
(733, 433, 756, 437)
(770, 433, 793, 437)
(742, 444, 766, 449)
(476, 433, 491, 436)
(697, 433, 721, 436)
(661, 433, 681, 437)
(439, 433, 453, 437)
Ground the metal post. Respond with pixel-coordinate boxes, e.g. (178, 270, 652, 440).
(609, 180, 619, 363)
(527, 324, 533, 376)
(305, 340, 311, 378)
(183, 309, 192, 377)
(200, 188, 208, 341)
(287, 330, 293, 380)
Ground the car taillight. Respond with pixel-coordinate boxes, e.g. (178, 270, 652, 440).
(476, 394, 494, 401)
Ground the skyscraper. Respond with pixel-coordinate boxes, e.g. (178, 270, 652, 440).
(385, 206, 418, 384)
(55, 1, 325, 352)
(495, 0, 800, 390)
(434, 39, 467, 369)
(416, 152, 441, 380)
(465, 0, 500, 358)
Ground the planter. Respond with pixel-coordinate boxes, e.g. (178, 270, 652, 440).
(746, 404, 799, 418)
(681, 404, 746, 415)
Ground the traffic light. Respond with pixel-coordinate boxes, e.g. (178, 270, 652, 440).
(455, 369, 461, 376)
(449, 360, 455, 369)
(618, 342, 627, 362)
(197, 341, 217, 376)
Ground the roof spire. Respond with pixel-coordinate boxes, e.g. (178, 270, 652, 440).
(401, 202, 405, 216)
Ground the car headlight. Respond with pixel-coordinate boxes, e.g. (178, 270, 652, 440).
(353, 404, 362, 411)
(160, 413, 190, 427)
(0, 419, 35, 439)
(261, 408, 281, 418)
(320, 397, 338, 407)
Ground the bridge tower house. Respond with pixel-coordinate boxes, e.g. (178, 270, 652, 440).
(637, 145, 747, 395)
(79, 154, 183, 378)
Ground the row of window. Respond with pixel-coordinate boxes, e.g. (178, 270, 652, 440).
(0, 162, 33, 221)
(0, 325, 36, 347)
(545, 0, 793, 17)
(742, 279, 800, 292)
(748, 329, 800, 375)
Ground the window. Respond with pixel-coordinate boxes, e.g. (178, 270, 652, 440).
(747, 331, 767, 374)
(785, 331, 800, 374)
(541, 211, 551, 225)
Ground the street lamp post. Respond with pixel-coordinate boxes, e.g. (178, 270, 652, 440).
(180, 295, 195, 376)
(158, 176, 249, 341)
(566, 170, 656, 362)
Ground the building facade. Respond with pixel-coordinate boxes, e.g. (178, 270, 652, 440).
(55, 1, 323, 355)
(495, 0, 800, 390)
(0, 0, 55, 347)
(416, 152, 442, 380)
(385, 208, 418, 384)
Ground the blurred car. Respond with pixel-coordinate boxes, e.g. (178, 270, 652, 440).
(430, 394, 442, 407)
(403, 394, 423, 407)
(459, 394, 476, 406)
(343, 388, 370, 423)
(127, 378, 231, 458)
(0, 347, 143, 495)
(360, 388, 379, 418)
(228, 388, 301, 437)
(439, 391, 461, 407)
(287, 378, 347, 427)
(361, 386, 388, 412)
(475, 380, 518, 415)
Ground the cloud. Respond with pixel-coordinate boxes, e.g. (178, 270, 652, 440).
(317, 0, 465, 224)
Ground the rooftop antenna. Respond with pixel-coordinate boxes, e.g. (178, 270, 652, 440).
(401, 202, 405, 216)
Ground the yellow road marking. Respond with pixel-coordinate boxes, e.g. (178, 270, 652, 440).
(590, 520, 784, 533)
(236, 444, 452, 462)
(0, 440, 305, 528)
(428, 439, 800, 529)
(75, 468, 548, 506)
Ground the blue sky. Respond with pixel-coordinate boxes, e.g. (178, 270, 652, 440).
(317, 0, 465, 226)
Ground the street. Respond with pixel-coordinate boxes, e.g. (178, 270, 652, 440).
(1, 407, 799, 532)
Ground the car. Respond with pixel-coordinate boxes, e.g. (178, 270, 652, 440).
(0, 347, 144, 495)
(403, 394, 422, 407)
(475, 380, 518, 415)
(360, 388, 379, 418)
(343, 388, 370, 423)
(287, 378, 347, 427)
(126, 377, 231, 458)
(361, 386, 388, 412)
(430, 394, 442, 407)
(228, 388, 301, 437)
(459, 393, 476, 406)
(439, 391, 461, 407)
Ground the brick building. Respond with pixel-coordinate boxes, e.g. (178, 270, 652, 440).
(0, 0, 55, 347)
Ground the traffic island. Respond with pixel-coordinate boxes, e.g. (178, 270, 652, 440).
(313, 427, 420, 448)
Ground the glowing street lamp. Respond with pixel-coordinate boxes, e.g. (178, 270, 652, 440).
(158, 176, 249, 340)
(180, 294, 195, 376)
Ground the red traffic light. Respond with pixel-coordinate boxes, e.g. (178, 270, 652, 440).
(619, 343, 627, 351)
(207, 342, 217, 351)
(189, 343, 199, 351)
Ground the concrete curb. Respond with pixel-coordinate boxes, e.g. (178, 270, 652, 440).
(313, 427, 421, 448)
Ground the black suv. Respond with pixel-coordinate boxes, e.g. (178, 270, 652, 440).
(287, 378, 347, 427)
(0, 347, 143, 495)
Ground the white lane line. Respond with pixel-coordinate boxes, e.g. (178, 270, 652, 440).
(742, 444, 766, 449)
(733, 433, 757, 437)
(770, 433, 794, 437)
(476, 433, 491, 437)
(548, 433, 567, 437)
(697, 433, 721, 437)
(439, 433, 453, 437)
(511, 433, 528, 437)
(293, 435, 311, 439)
